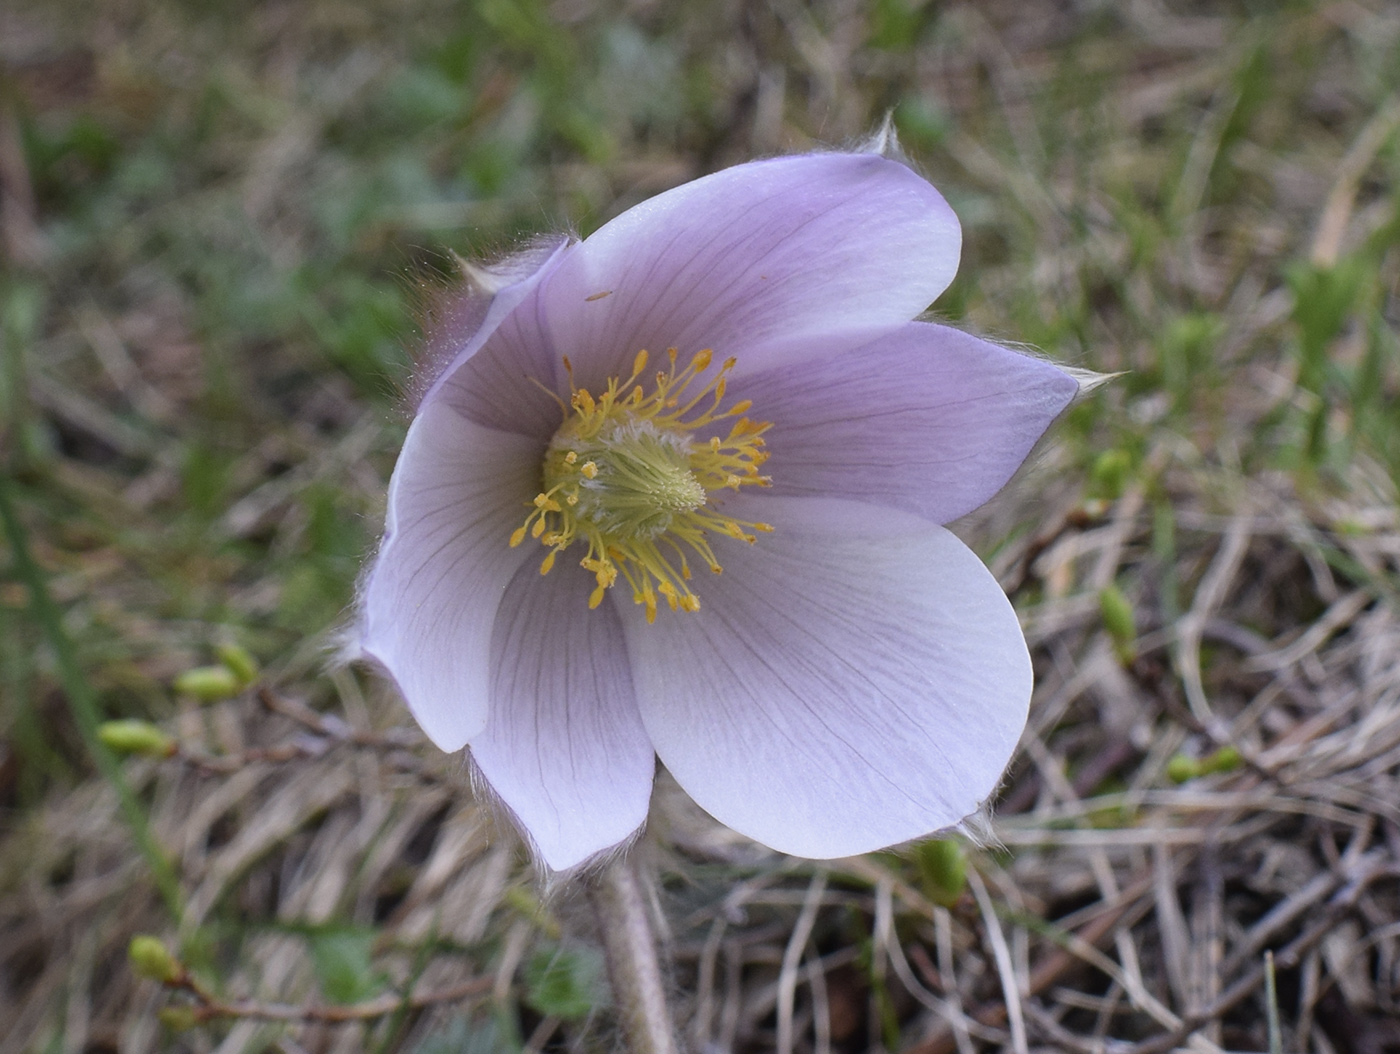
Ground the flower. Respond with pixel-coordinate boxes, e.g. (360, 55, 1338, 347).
(358, 149, 1077, 871)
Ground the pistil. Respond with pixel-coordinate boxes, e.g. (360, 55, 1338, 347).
(510, 348, 773, 622)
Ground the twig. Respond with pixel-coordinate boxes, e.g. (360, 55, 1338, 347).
(176, 740, 332, 773)
(804, 946, 832, 1054)
(1218, 867, 1340, 977)
(175, 974, 492, 1023)
(777, 870, 826, 1054)
(1265, 951, 1282, 1054)
(1175, 517, 1252, 726)
(1311, 94, 1400, 267)
(968, 870, 1028, 1054)
(1124, 853, 1393, 1054)
(523, 1014, 562, 1053)
(906, 874, 1155, 1054)
(169, 689, 453, 785)
(257, 687, 417, 750)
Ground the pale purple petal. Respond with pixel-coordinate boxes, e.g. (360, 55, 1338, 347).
(745, 322, 1077, 524)
(434, 282, 571, 440)
(359, 400, 542, 751)
(471, 560, 655, 871)
(538, 153, 962, 393)
(620, 496, 1030, 859)
(418, 238, 569, 412)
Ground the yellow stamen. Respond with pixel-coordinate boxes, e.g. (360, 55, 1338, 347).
(510, 346, 773, 617)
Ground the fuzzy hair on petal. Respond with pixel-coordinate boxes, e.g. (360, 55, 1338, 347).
(1062, 365, 1121, 396)
(463, 748, 649, 881)
(405, 234, 572, 412)
(856, 111, 912, 165)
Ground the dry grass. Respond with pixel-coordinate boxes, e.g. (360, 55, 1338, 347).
(2, 0, 1399, 1051)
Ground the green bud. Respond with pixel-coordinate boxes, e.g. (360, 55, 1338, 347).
(158, 1006, 200, 1030)
(215, 643, 259, 688)
(1201, 745, 1242, 775)
(98, 719, 176, 758)
(914, 838, 967, 908)
(1166, 754, 1200, 784)
(173, 665, 241, 702)
(504, 885, 562, 939)
(129, 936, 182, 983)
(1098, 585, 1137, 664)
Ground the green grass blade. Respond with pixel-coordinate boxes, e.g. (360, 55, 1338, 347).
(0, 470, 184, 919)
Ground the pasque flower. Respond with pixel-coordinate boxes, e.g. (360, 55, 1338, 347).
(358, 148, 1077, 871)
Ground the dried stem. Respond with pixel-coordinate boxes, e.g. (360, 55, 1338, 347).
(167, 970, 491, 1023)
(590, 853, 682, 1054)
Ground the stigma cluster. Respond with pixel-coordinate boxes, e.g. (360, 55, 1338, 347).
(509, 347, 773, 622)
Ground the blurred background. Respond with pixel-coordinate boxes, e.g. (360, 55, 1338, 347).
(2, 0, 1399, 1051)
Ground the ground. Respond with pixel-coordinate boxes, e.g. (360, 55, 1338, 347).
(1, 0, 1399, 1051)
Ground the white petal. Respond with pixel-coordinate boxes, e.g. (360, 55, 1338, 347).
(359, 399, 542, 751)
(744, 322, 1078, 523)
(621, 497, 1030, 859)
(471, 560, 655, 871)
(538, 153, 961, 393)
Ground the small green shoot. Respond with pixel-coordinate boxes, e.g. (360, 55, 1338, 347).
(129, 936, 182, 983)
(214, 642, 260, 687)
(173, 665, 242, 703)
(913, 838, 968, 908)
(97, 720, 176, 758)
(1098, 585, 1137, 665)
(1168, 745, 1243, 783)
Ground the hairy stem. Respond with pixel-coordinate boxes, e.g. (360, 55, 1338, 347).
(590, 853, 682, 1054)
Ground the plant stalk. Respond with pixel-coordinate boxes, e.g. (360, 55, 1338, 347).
(589, 852, 681, 1054)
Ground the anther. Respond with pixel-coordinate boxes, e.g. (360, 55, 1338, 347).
(514, 345, 774, 618)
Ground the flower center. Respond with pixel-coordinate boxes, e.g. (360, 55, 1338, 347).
(510, 347, 773, 622)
